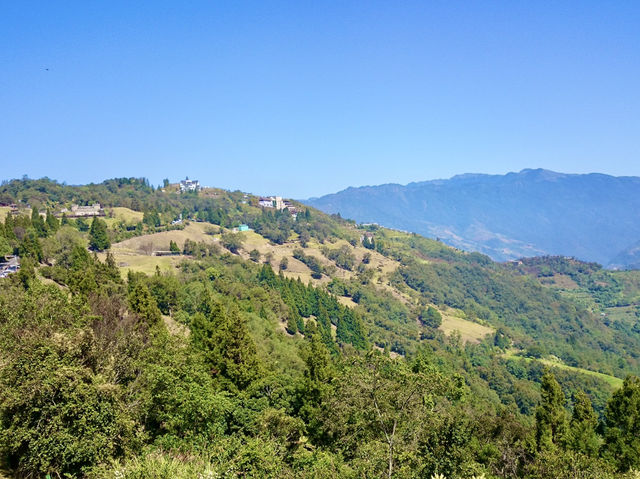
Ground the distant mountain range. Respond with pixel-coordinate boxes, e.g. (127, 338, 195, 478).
(305, 169, 640, 268)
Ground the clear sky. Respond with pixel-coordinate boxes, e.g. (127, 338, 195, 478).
(1, 1, 639, 198)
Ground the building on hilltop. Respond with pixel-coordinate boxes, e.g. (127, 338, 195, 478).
(59, 203, 104, 218)
(258, 196, 297, 217)
(180, 178, 200, 193)
(259, 197, 275, 208)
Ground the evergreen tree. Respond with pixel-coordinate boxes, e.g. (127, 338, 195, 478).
(103, 251, 122, 284)
(602, 375, 640, 471)
(30, 206, 47, 237)
(316, 305, 338, 355)
(191, 301, 259, 390)
(535, 370, 567, 450)
(89, 217, 110, 251)
(336, 309, 367, 350)
(296, 315, 305, 334)
(258, 263, 278, 288)
(45, 208, 59, 233)
(3, 215, 17, 241)
(421, 305, 442, 329)
(128, 281, 162, 326)
(18, 229, 43, 262)
(566, 390, 599, 456)
(286, 314, 298, 335)
(304, 330, 333, 384)
(16, 257, 36, 288)
(0, 236, 12, 259)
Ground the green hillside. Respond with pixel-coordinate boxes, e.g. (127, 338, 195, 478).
(2, 177, 640, 478)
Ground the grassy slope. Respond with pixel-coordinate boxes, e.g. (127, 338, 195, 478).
(504, 350, 623, 389)
(96, 202, 639, 379)
(103, 217, 494, 349)
(98, 222, 218, 276)
(104, 206, 144, 225)
(439, 311, 494, 344)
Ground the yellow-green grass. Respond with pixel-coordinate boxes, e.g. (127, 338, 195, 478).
(373, 345, 402, 358)
(162, 315, 189, 337)
(439, 312, 494, 344)
(503, 350, 623, 389)
(104, 206, 144, 225)
(337, 296, 358, 309)
(604, 305, 638, 323)
(539, 273, 579, 290)
(0, 207, 10, 222)
(222, 231, 401, 290)
(114, 222, 215, 254)
(98, 222, 219, 277)
(99, 251, 183, 278)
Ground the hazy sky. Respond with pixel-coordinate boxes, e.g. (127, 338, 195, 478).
(2, 1, 639, 198)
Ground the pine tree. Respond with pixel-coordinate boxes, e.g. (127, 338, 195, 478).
(336, 309, 367, 350)
(103, 251, 121, 283)
(45, 208, 59, 233)
(535, 370, 567, 450)
(566, 390, 599, 456)
(89, 217, 110, 251)
(3, 215, 17, 241)
(258, 263, 278, 287)
(18, 229, 43, 262)
(286, 314, 298, 335)
(30, 206, 48, 237)
(304, 330, 333, 384)
(296, 315, 305, 334)
(602, 375, 640, 471)
(191, 300, 259, 390)
(0, 236, 12, 259)
(128, 282, 162, 326)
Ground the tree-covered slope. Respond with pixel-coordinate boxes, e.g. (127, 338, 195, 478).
(2, 177, 640, 478)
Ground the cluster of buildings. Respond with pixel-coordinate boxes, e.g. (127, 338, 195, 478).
(258, 196, 298, 219)
(180, 178, 200, 193)
(59, 203, 104, 218)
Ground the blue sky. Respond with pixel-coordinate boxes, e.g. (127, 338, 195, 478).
(1, 1, 639, 198)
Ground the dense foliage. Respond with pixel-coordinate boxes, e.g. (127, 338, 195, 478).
(1, 178, 640, 478)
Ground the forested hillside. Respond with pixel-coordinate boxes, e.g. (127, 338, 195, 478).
(2, 177, 640, 478)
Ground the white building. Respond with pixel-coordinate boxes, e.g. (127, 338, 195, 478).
(259, 197, 275, 208)
(180, 178, 200, 192)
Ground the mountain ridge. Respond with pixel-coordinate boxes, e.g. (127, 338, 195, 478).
(305, 168, 640, 267)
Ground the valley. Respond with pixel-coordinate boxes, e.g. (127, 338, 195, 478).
(1, 177, 640, 478)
